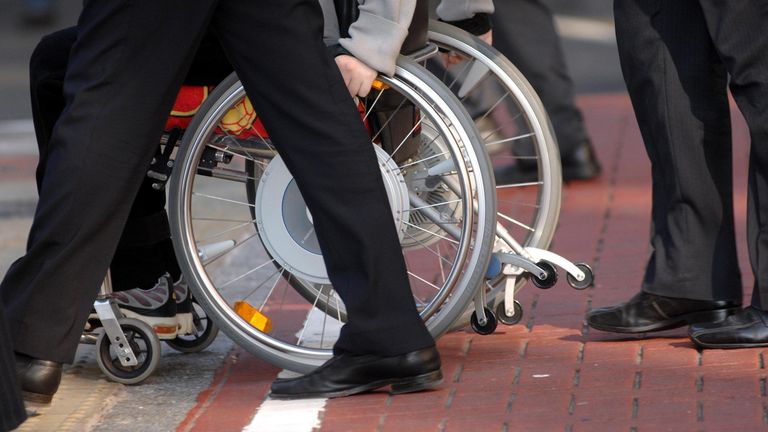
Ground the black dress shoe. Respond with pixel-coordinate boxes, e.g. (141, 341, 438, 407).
(494, 142, 602, 185)
(586, 292, 740, 334)
(689, 307, 768, 348)
(270, 347, 442, 399)
(560, 142, 601, 182)
(15, 353, 62, 404)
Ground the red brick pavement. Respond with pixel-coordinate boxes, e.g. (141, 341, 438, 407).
(179, 93, 765, 432)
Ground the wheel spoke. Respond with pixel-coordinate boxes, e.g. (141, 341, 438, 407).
(407, 270, 442, 292)
(196, 218, 257, 244)
(218, 257, 278, 289)
(402, 220, 460, 244)
(496, 212, 535, 232)
(193, 192, 256, 208)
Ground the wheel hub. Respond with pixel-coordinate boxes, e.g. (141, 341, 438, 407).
(400, 128, 462, 249)
(254, 145, 409, 284)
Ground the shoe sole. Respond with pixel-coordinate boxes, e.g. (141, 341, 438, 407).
(22, 390, 53, 405)
(691, 339, 768, 349)
(120, 309, 179, 340)
(690, 322, 768, 349)
(269, 370, 443, 400)
(588, 307, 738, 334)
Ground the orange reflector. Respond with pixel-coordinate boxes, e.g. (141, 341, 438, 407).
(154, 325, 178, 335)
(234, 301, 273, 332)
(371, 80, 390, 91)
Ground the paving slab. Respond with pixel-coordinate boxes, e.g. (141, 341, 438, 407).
(2, 93, 764, 431)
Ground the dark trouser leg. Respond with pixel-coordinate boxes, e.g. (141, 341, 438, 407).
(3, 0, 432, 364)
(29, 27, 75, 192)
(27, 27, 230, 292)
(2, 0, 216, 364)
(211, 0, 433, 356)
(29, 27, 175, 291)
(0, 297, 26, 431)
(614, 0, 741, 301)
(697, 0, 768, 309)
(491, 0, 589, 156)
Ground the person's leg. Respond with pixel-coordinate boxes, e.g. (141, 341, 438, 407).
(0, 298, 26, 431)
(207, 0, 439, 398)
(27, 25, 230, 345)
(587, 0, 741, 334)
(29, 27, 76, 192)
(618, 0, 739, 301)
(1, 0, 216, 368)
(211, 0, 434, 358)
(491, 0, 600, 181)
(688, 0, 768, 348)
(30, 28, 230, 293)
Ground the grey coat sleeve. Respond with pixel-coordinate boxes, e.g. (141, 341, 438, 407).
(336, 0, 417, 77)
(436, 0, 494, 21)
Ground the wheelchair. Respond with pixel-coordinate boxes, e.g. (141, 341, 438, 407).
(162, 20, 592, 373)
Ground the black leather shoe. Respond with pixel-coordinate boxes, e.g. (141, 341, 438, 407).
(270, 347, 442, 399)
(15, 353, 62, 404)
(494, 142, 602, 185)
(586, 292, 740, 333)
(560, 142, 601, 182)
(689, 307, 768, 348)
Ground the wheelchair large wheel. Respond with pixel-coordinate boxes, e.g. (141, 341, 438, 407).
(169, 58, 496, 373)
(426, 21, 562, 317)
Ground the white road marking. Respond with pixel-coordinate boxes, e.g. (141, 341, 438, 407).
(554, 15, 616, 44)
(242, 398, 326, 432)
(243, 308, 342, 432)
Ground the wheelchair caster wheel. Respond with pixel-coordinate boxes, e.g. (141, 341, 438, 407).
(531, 261, 558, 289)
(567, 263, 594, 290)
(166, 301, 220, 353)
(96, 317, 161, 385)
(495, 300, 523, 326)
(470, 307, 498, 335)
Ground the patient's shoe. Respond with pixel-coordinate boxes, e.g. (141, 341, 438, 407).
(111, 274, 178, 339)
(15, 353, 62, 404)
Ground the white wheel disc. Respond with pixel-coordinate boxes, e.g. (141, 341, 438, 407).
(254, 145, 409, 284)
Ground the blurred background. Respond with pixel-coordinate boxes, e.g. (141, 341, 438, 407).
(0, 0, 622, 120)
